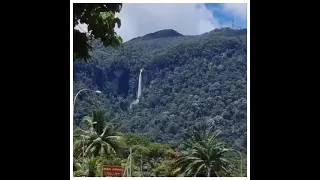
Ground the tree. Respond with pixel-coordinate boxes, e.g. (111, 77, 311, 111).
(153, 149, 179, 177)
(144, 143, 171, 169)
(73, 3, 123, 61)
(74, 109, 122, 158)
(73, 28, 247, 163)
(175, 130, 232, 177)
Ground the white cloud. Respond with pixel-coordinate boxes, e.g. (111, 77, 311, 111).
(74, 3, 248, 43)
(115, 3, 220, 42)
(222, 3, 247, 20)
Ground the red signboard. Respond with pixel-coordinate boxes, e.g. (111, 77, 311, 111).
(103, 165, 123, 177)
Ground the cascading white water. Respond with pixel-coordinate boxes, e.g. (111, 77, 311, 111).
(137, 68, 143, 99)
(130, 68, 143, 108)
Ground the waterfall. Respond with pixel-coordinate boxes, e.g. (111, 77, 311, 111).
(137, 68, 143, 99)
(130, 68, 143, 108)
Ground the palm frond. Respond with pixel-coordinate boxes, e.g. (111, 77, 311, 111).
(175, 129, 231, 177)
(74, 109, 123, 158)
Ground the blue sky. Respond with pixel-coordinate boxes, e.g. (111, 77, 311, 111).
(77, 3, 247, 41)
(204, 3, 247, 28)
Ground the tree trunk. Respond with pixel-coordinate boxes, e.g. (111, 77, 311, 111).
(211, 170, 218, 177)
(206, 167, 218, 177)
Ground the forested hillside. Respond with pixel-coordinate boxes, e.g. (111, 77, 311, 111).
(73, 27, 247, 153)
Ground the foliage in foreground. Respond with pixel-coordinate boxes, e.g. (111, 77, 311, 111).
(175, 129, 232, 177)
(74, 109, 122, 158)
(73, 3, 123, 61)
(73, 109, 246, 177)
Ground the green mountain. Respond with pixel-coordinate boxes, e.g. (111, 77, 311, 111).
(73, 27, 247, 152)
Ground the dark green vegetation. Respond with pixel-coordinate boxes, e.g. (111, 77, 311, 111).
(73, 109, 246, 177)
(73, 27, 247, 176)
(74, 3, 123, 61)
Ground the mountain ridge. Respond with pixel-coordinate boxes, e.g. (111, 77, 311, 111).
(73, 27, 247, 152)
(125, 27, 247, 43)
(128, 29, 184, 42)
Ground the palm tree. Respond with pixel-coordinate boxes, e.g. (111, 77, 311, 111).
(73, 109, 122, 158)
(174, 129, 232, 177)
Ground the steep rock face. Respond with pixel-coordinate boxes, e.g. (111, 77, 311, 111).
(106, 67, 130, 97)
(73, 28, 247, 151)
